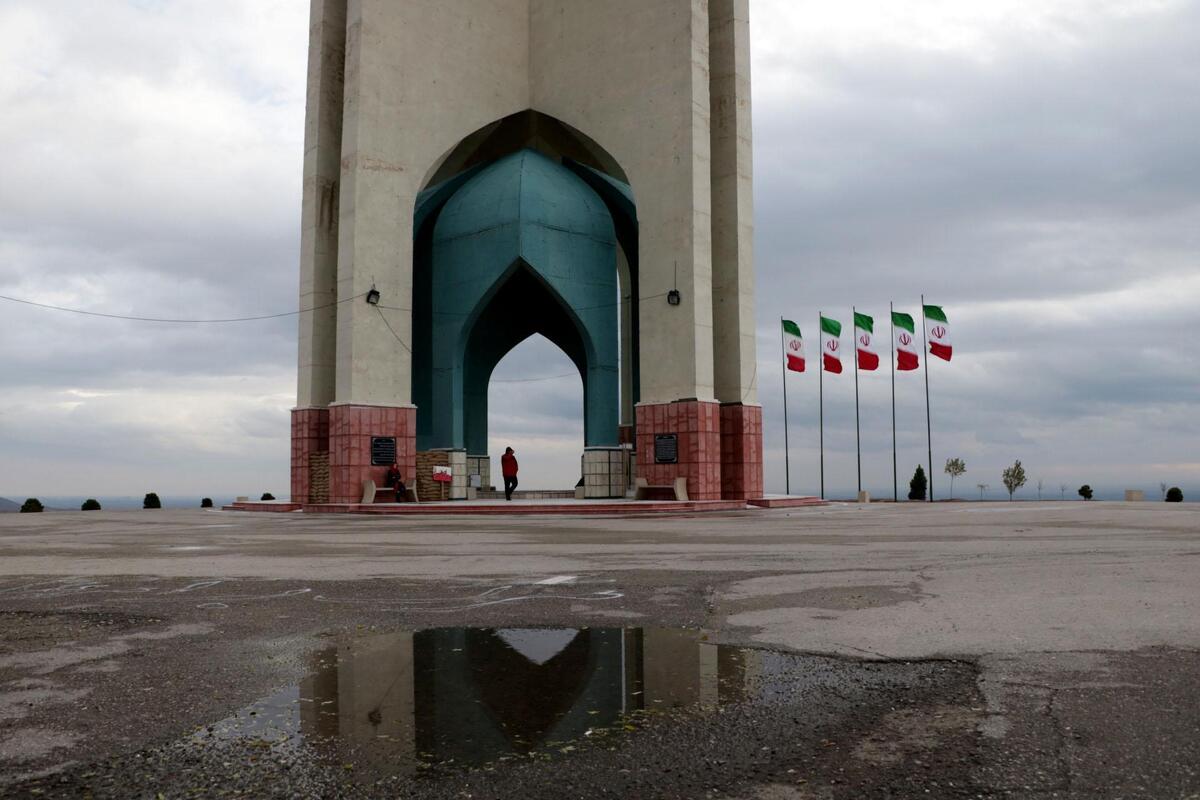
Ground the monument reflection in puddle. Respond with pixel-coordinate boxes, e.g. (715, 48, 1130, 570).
(298, 627, 762, 775)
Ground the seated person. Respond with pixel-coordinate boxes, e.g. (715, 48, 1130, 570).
(384, 462, 407, 498)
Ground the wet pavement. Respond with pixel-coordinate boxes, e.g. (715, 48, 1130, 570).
(0, 503, 1198, 797)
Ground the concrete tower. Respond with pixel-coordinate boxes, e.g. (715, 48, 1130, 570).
(292, 0, 761, 504)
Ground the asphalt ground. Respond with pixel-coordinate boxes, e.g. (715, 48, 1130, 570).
(0, 501, 1197, 798)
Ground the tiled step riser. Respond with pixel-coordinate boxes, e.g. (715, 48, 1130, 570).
(231, 501, 753, 515)
(476, 491, 578, 500)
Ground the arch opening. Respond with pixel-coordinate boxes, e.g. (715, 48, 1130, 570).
(487, 335, 585, 491)
(412, 137, 636, 494)
(461, 259, 602, 457)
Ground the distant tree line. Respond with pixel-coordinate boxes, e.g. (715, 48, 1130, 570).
(897, 458, 1186, 503)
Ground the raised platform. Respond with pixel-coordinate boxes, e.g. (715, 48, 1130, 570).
(747, 495, 830, 509)
(225, 495, 825, 516)
(475, 489, 577, 501)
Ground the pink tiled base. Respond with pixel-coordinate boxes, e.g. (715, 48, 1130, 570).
(635, 400, 722, 501)
(328, 405, 417, 505)
(227, 500, 752, 515)
(291, 408, 329, 503)
(720, 403, 764, 501)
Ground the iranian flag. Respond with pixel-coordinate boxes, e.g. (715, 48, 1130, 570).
(892, 311, 919, 371)
(820, 315, 843, 374)
(854, 312, 879, 371)
(924, 305, 953, 361)
(782, 319, 805, 372)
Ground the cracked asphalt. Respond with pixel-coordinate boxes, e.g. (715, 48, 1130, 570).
(0, 501, 1197, 798)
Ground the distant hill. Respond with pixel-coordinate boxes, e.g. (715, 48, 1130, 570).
(0, 497, 21, 513)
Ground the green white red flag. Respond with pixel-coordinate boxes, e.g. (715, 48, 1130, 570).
(854, 312, 879, 371)
(820, 315, 843, 373)
(892, 311, 919, 371)
(924, 305, 952, 361)
(782, 319, 805, 372)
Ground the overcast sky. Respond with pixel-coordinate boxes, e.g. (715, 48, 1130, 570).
(1, 0, 1197, 500)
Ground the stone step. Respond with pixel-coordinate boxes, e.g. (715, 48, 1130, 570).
(476, 489, 578, 500)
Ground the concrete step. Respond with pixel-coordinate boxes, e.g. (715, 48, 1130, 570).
(476, 489, 578, 500)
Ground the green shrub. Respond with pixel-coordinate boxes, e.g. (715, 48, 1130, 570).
(1078, 485, 1093, 501)
(201, 498, 214, 509)
(143, 493, 162, 509)
(81, 499, 101, 511)
(908, 465, 927, 501)
(261, 493, 275, 501)
(20, 498, 44, 513)
(1166, 487, 1183, 503)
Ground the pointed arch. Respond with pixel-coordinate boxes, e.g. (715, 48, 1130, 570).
(419, 109, 631, 192)
(461, 260, 594, 455)
(414, 150, 623, 453)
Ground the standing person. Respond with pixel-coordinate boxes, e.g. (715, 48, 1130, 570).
(501, 447, 519, 501)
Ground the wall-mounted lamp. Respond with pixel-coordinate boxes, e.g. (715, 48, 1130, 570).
(666, 289, 682, 306)
(366, 286, 381, 305)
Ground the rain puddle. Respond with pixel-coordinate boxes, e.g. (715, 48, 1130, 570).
(197, 627, 788, 777)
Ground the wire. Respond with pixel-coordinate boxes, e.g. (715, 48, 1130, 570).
(373, 305, 413, 354)
(0, 291, 365, 324)
(6, 286, 748, 392)
(742, 358, 759, 403)
(0, 285, 669, 324)
(492, 372, 579, 383)
(377, 291, 669, 318)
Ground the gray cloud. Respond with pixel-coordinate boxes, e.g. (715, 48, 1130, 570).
(1, 1, 1196, 499)
(751, 0, 1200, 497)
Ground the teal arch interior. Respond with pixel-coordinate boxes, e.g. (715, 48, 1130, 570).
(412, 148, 637, 454)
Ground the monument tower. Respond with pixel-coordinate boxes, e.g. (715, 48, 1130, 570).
(292, 0, 762, 504)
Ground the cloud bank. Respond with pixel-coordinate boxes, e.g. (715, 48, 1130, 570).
(1, 0, 1196, 499)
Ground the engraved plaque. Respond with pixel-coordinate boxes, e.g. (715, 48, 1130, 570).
(654, 434, 679, 464)
(370, 437, 397, 466)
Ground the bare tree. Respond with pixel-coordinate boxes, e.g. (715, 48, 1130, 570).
(1001, 460, 1027, 501)
(977, 483, 989, 500)
(1037, 478, 1044, 501)
(1060, 483, 1068, 500)
(944, 458, 967, 499)
(1161, 482, 1168, 501)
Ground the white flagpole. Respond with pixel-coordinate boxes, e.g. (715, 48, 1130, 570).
(890, 302, 898, 503)
(921, 295, 933, 503)
(780, 317, 790, 496)
(853, 307, 861, 497)
(819, 311, 825, 500)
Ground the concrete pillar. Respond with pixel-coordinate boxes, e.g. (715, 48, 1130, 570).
(530, 0, 716, 404)
(334, 1, 415, 408)
(617, 245, 634, 430)
(530, 1, 723, 499)
(708, 0, 756, 406)
(292, 0, 346, 503)
(319, 2, 531, 501)
(297, 0, 345, 412)
(710, 0, 763, 501)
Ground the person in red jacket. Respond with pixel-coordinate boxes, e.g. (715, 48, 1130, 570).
(501, 447, 519, 501)
(384, 462, 406, 499)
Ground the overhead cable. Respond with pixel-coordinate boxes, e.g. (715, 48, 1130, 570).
(0, 291, 364, 324)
